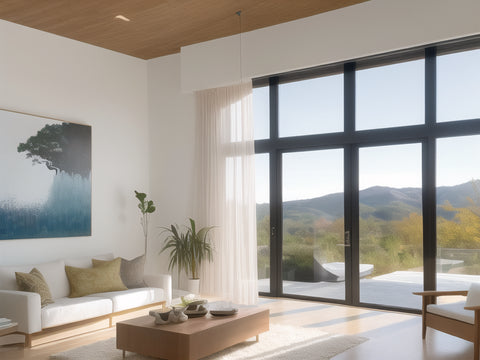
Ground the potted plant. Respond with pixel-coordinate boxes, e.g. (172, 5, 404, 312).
(135, 190, 156, 255)
(160, 218, 214, 294)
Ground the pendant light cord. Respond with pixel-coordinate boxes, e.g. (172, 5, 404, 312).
(236, 10, 243, 82)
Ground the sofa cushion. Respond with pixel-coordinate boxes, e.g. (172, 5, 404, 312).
(15, 268, 54, 308)
(64, 253, 114, 268)
(87, 287, 165, 312)
(427, 301, 474, 324)
(65, 258, 127, 298)
(41, 296, 112, 329)
(93, 255, 146, 289)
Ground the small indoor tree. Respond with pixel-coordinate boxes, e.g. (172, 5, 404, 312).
(135, 190, 156, 255)
(160, 218, 214, 294)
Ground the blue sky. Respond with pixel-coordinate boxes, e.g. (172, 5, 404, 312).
(253, 49, 480, 204)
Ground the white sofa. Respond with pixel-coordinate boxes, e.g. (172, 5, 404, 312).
(0, 254, 171, 346)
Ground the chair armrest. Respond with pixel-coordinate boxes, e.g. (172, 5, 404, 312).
(143, 273, 172, 305)
(0, 290, 42, 334)
(464, 305, 480, 311)
(414, 290, 469, 315)
(413, 290, 468, 297)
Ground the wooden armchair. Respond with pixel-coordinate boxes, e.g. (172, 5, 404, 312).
(414, 289, 480, 359)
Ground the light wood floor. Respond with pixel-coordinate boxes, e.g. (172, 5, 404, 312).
(0, 297, 475, 360)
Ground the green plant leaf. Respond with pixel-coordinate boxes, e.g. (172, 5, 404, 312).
(146, 200, 156, 213)
(135, 191, 146, 202)
(189, 218, 196, 236)
(159, 219, 214, 278)
(147, 205, 156, 213)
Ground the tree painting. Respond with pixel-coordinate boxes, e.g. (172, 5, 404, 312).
(17, 123, 91, 178)
(0, 110, 91, 240)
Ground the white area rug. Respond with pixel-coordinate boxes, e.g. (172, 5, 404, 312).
(50, 324, 367, 360)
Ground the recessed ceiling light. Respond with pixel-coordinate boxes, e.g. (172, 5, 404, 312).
(115, 15, 130, 22)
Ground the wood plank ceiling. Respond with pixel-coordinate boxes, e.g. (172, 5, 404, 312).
(0, 0, 368, 60)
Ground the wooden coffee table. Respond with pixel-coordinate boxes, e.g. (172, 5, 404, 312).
(116, 307, 269, 360)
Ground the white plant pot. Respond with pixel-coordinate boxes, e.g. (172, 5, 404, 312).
(187, 278, 200, 295)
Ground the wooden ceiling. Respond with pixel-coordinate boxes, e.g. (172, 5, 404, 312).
(0, 0, 368, 60)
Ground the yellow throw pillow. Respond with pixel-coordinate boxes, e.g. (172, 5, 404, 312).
(65, 257, 127, 298)
(91, 257, 118, 268)
(16, 268, 54, 307)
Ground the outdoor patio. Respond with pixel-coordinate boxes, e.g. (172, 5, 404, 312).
(258, 271, 480, 309)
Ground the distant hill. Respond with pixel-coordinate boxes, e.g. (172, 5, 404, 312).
(256, 180, 480, 222)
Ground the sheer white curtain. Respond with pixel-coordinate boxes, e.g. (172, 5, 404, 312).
(195, 82, 258, 305)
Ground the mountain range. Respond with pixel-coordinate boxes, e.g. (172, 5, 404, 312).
(257, 180, 480, 222)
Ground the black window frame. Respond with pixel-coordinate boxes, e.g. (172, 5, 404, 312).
(253, 34, 480, 313)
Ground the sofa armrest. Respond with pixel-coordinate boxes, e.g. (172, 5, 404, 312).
(0, 290, 42, 334)
(143, 273, 172, 305)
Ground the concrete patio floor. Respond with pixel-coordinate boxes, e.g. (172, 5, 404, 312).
(258, 271, 480, 309)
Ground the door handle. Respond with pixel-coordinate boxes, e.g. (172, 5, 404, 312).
(337, 231, 351, 247)
(345, 230, 351, 247)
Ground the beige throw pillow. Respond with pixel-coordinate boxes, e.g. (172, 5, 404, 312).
(93, 255, 146, 289)
(65, 257, 127, 298)
(15, 268, 54, 307)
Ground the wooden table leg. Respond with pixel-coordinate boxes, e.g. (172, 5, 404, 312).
(123, 350, 125, 358)
(256, 335, 259, 342)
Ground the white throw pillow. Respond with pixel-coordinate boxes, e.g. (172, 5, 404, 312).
(466, 283, 480, 307)
(36, 260, 69, 299)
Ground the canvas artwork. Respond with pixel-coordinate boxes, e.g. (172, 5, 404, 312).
(0, 109, 91, 240)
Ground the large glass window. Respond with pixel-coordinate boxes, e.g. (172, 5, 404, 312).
(279, 74, 343, 137)
(356, 59, 425, 130)
(437, 49, 480, 122)
(253, 38, 480, 312)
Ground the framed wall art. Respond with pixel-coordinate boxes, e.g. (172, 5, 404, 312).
(0, 109, 91, 240)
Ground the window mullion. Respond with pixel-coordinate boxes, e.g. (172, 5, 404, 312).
(423, 47, 437, 291)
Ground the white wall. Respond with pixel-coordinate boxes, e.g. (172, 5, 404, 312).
(181, 0, 480, 92)
(147, 54, 196, 283)
(0, 20, 150, 266)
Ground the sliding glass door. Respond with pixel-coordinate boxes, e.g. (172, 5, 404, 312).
(282, 149, 345, 300)
(359, 144, 423, 309)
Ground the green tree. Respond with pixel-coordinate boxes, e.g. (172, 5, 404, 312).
(438, 201, 480, 249)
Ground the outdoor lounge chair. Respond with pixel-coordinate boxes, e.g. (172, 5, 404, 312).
(414, 284, 480, 360)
